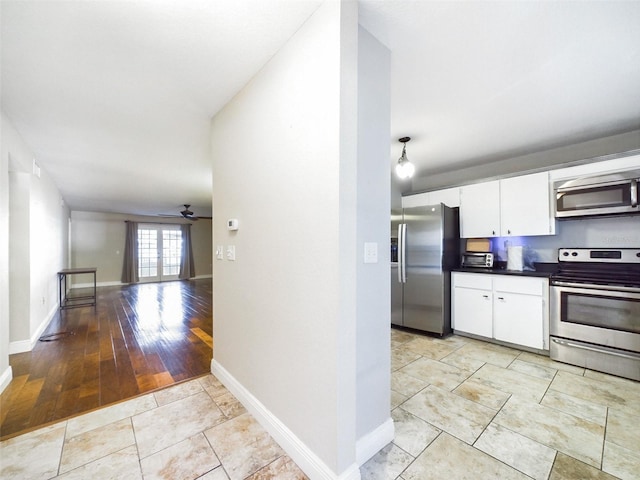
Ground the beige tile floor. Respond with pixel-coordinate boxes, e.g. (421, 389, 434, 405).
(362, 329, 640, 480)
(2, 330, 640, 480)
(0, 375, 308, 480)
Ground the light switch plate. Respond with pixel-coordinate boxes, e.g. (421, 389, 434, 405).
(364, 242, 378, 264)
(216, 245, 224, 260)
(226, 245, 236, 261)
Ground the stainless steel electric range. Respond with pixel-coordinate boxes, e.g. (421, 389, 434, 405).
(550, 248, 640, 381)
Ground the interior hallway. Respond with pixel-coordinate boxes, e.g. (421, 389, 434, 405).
(1, 279, 213, 439)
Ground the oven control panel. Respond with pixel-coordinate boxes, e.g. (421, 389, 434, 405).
(558, 248, 640, 263)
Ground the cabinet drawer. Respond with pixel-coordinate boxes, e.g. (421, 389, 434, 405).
(493, 276, 547, 296)
(452, 272, 492, 290)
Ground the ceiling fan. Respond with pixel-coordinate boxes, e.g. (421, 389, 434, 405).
(157, 204, 201, 221)
(179, 204, 198, 221)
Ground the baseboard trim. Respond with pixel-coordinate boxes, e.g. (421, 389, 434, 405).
(0, 366, 13, 394)
(8, 339, 31, 355)
(355, 417, 394, 466)
(9, 302, 59, 354)
(211, 359, 362, 480)
(72, 281, 122, 289)
(71, 276, 212, 289)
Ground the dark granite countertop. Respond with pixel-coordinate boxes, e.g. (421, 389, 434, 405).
(451, 267, 555, 278)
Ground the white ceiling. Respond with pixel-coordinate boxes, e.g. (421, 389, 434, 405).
(2, 1, 640, 217)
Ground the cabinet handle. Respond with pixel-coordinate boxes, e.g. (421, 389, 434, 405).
(497, 296, 505, 301)
(492, 230, 496, 235)
(507, 229, 511, 235)
(482, 295, 490, 299)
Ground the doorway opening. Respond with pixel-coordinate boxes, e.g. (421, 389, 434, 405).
(138, 224, 182, 282)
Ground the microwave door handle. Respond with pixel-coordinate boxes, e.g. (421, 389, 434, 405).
(631, 179, 638, 208)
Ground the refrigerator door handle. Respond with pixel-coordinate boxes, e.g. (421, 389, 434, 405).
(397, 224, 403, 283)
(400, 223, 407, 283)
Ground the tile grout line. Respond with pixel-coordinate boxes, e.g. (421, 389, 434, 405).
(56, 420, 70, 477)
(131, 410, 144, 478)
(600, 406, 609, 472)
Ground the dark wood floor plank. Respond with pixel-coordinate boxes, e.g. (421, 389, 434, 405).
(1, 378, 45, 434)
(0, 278, 213, 440)
(0, 375, 28, 425)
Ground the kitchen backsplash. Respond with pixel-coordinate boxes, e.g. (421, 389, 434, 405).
(483, 215, 640, 264)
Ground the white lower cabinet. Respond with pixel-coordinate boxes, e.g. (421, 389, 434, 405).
(452, 272, 493, 338)
(452, 272, 549, 350)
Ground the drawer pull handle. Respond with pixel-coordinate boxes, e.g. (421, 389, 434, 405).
(552, 338, 640, 361)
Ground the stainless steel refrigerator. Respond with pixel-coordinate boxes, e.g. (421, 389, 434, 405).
(391, 203, 459, 336)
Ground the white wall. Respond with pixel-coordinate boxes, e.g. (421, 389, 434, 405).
(211, 2, 389, 478)
(411, 129, 640, 192)
(2, 111, 69, 369)
(30, 166, 69, 338)
(0, 116, 12, 391)
(9, 171, 31, 344)
(355, 26, 393, 460)
(70, 211, 212, 285)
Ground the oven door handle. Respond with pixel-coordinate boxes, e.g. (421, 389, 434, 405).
(631, 178, 638, 208)
(552, 338, 640, 361)
(551, 281, 640, 296)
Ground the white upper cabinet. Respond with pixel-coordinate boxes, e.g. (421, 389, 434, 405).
(401, 192, 429, 208)
(550, 153, 640, 181)
(460, 172, 555, 238)
(500, 172, 555, 237)
(402, 187, 460, 209)
(459, 180, 501, 237)
(429, 187, 461, 208)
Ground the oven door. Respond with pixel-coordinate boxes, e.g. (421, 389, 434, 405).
(550, 282, 640, 353)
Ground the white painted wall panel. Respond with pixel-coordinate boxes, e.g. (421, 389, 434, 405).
(211, 2, 361, 477)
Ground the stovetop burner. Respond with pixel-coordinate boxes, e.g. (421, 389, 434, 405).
(552, 248, 640, 288)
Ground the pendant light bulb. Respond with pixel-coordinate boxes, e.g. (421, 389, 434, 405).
(395, 137, 415, 179)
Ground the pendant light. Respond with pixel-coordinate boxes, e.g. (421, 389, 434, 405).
(395, 136, 415, 179)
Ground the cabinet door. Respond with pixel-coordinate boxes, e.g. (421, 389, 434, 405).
(402, 192, 431, 208)
(453, 287, 493, 338)
(403, 187, 461, 208)
(493, 292, 544, 349)
(460, 181, 500, 238)
(500, 172, 554, 236)
(430, 187, 461, 208)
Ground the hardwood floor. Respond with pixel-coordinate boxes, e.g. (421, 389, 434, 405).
(0, 278, 213, 440)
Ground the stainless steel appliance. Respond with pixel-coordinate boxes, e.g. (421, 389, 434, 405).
(461, 252, 494, 268)
(550, 248, 640, 381)
(391, 204, 459, 336)
(554, 169, 640, 218)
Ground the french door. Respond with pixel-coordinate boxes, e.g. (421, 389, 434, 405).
(137, 224, 182, 282)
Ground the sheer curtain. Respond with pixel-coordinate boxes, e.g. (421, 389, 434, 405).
(121, 221, 139, 283)
(179, 223, 195, 279)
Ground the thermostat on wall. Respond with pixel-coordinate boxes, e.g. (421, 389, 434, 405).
(227, 219, 239, 231)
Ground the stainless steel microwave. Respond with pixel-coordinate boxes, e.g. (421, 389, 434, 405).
(461, 252, 494, 268)
(554, 169, 640, 218)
